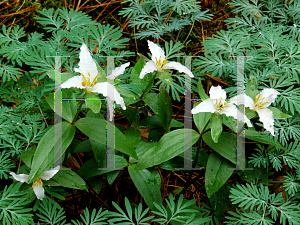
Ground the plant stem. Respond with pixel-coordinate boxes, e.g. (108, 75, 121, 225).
(176, 29, 182, 43)
(201, 119, 210, 135)
(183, 21, 194, 45)
(193, 138, 202, 168)
(181, 173, 204, 197)
(139, 75, 156, 100)
(181, 137, 203, 195)
(16, 158, 22, 175)
(38, 104, 48, 128)
(179, 116, 210, 195)
(71, 101, 84, 125)
(168, 33, 176, 43)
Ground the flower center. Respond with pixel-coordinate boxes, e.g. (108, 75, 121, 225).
(155, 56, 168, 68)
(81, 72, 100, 87)
(254, 94, 269, 109)
(32, 177, 43, 188)
(215, 99, 230, 111)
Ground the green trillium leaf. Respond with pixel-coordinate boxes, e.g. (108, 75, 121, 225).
(245, 74, 258, 101)
(269, 106, 292, 119)
(52, 168, 88, 191)
(84, 92, 101, 114)
(205, 152, 234, 198)
(157, 70, 173, 85)
(75, 118, 138, 159)
(210, 113, 223, 143)
(28, 122, 75, 183)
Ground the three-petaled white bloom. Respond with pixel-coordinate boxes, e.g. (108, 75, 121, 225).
(10, 165, 60, 200)
(231, 88, 280, 136)
(61, 43, 129, 120)
(191, 86, 252, 127)
(139, 40, 194, 79)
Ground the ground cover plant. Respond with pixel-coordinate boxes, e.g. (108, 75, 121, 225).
(0, 0, 300, 224)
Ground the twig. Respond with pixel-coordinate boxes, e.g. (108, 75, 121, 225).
(38, 104, 49, 128)
(205, 73, 230, 86)
(183, 21, 194, 45)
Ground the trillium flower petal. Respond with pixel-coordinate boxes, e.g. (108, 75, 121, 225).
(256, 108, 275, 136)
(231, 94, 255, 109)
(10, 172, 29, 183)
(39, 165, 60, 181)
(106, 96, 114, 121)
(209, 86, 227, 100)
(163, 62, 194, 78)
(76, 43, 99, 81)
(258, 88, 280, 108)
(148, 40, 165, 63)
(106, 62, 130, 80)
(221, 105, 252, 127)
(107, 83, 126, 110)
(33, 184, 45, 200)
(92, 82, 126, 109)
(92, 82, 108, 95)
(74, 68, 81, 74)
(191, 99, 216, 114)
(140, 61, 157, 79)
(219, 104, 237, 117)
(61, 76, 85, 89)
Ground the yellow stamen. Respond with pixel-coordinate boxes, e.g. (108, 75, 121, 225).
(91, 73, 100, 85)
(254, 94, 269, 109)
(215, 99, 230, 111)
(254, 93, 261, 105)
(82, 72, 100, 88)
(86, 72, 91, 86)
(81, 73, 88, 87)
(155, 56, 168, 68)
(32, 177, 43, 188)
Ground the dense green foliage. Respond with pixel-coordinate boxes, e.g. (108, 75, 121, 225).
(0, 0, 299, 224)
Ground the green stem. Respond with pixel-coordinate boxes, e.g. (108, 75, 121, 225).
(168, 33, 176, 43)
(193, 138, 202, 168)
(139, 75, 156, 100)
(179, 115, 210, 195)
(38, 104, 48, 128)
(16, 159, 22, 175)
(180, 172, 204, 197)
(181, 137, 202, 195)
(237, 124, 245, 136)
(201, 119, 210, 135)
(71, 101, 84, 125)
(182, 21, 194, 45)
(176, 29, 182, 43)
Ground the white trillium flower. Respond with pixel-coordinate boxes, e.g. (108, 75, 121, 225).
(103, 62, 130, 120)
(61, 43, 129, 120)
(10, 165, 60, 200)
(231, 88, 280, 136)
(139, 40, 194, 79)
(191, 86, 252, 127)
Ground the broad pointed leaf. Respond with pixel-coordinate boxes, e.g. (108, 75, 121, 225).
(134, 129, 199, 171)
(205, 152, 234, 198)
(28, 122, 75, 183)
(128, 164, 162, 210)
(75, 117, 138, 159)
